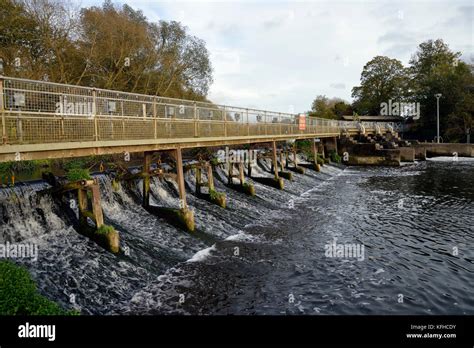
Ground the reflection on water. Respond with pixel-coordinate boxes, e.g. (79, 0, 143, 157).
(1, 158, 473, 315)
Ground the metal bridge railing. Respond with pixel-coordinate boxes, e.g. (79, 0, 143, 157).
(0, 76, 392, 145)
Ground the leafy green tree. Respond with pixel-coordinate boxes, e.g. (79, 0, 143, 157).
(309, 96, 351, 119)
(351, 56, 409, 115)
(408, 39, 473, 141)
(0, 0, 213, 100)
(310, 95, 336, 119)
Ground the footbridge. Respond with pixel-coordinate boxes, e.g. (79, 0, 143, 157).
(0, 75, 399, 253)
(0, 76, 395, 162)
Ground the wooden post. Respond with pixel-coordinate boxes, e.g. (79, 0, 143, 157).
(279, 150, 284, 171)
(312, 139, 318, 166)
(227, 161, 233, 185)
(247, 159, 252, 178)
(334, 136, 338, 154)
(174, 147, 187, 209)
(207, 164, 215, 191)
(91, 183, 104, 228)
(238, 162, 245, 185)
(293, 144, 298, 167)
(272, 141, 279, 179)
(195, 167, 202, 194)
(77, 188, 88, 227)
(143, 152, 152, 207)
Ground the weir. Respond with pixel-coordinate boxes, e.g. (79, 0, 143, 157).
(0, 76, 407, 253)
(42, 173, 120, 253)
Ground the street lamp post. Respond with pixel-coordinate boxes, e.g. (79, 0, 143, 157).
(435, 93, 442, 143)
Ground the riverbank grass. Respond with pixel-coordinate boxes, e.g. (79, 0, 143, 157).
(0, 260, 76, 315)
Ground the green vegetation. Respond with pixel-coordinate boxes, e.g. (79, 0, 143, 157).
(307, 39, 472, 143)
(1, 0, 212, 100)
(350, 39, 472, 142)
(329, 151, 341, 163)
(309, 96, 352, 119)
(66, 168, 91, 182)
(209, 189, 226, 208)
(0, 160, 49, 178)
(0, 260, 76, 315)
(210, 157, 221, 167)
(242, 182, 256, 196)
(96, 224, 115, 236)
(209, 189, 225, 201)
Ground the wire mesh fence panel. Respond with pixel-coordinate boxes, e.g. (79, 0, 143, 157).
(0, 76, 399, 148)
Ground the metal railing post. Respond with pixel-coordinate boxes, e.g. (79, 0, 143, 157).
(193, 102, 198, 137)
(264, 111, 267, 135)
(246, 108, 250, 136)
(153, 97, 157, 139)
(92, 88, 98, 141)
(223, 105, 227, 137)
(0, 76, 6, 144)
(278, 112, 283, 135)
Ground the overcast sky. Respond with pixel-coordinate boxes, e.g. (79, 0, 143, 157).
(84, 0, 473, 113)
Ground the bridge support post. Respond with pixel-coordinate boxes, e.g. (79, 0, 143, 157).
(195, 167, 202, 194)
(227, 161, 233, 185)
(290, 143, 305, 174)
(320, 140, 326, 160)
(143, 152, 152, 208)
(207, 164, 215, 191)
(174, 148, 187, 209)
(76, 180, 119, 253)
(272, 141, 279, 180)
(91, 183, 104, 228)
(238, 162, 245, 185)
(279, 150, 284, 172)
(77, 188, 88, 228)
(272, 141, 284, 189)
(312, 139, 321, 171)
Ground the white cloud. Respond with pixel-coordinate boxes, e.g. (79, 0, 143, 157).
(110, 0, 472, 113)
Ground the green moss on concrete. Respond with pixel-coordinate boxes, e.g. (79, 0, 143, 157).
(209, 189, 226, 208)
(295, 166, 305, 174)
(242, 182, 256, 196)
(276, 177, 284, 190)
(94, 225, 120, 254)
(0, 260, 77, 315)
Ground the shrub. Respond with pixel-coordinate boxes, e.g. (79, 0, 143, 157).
(66, 168, 91, 181)
(329, 151, 342, 163)
(0, 260, 74, 315)
(209, 189, 224, 200)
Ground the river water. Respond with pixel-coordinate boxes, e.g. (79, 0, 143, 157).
(0, 157, 473, 315)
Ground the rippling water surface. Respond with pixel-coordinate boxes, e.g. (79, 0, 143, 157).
(1, 158, 473, 315)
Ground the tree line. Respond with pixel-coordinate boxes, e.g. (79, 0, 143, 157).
(0, 0, 213, 101)
(309, 39, 473, 142)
